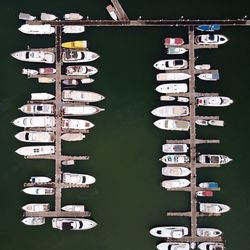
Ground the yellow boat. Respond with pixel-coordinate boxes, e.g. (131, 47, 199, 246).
(61, 40, 87, 49)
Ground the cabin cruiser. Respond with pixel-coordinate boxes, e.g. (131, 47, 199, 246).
(154, 119, 190, 131)
(63, 172, 96, 185)
(195, 34, 228, 45)
(198, 154, 232, 164)
(19, 12, 36, 21)
(22, 187, 54, 195)
(15, 131, 55, 143)
(160, 96, 176, 101)
(39, 67, 56, 74)
(157, 242, 190, 250)
(208, 120, 224, 126)
(22, 203, 50, 212)
(198, 242, 224, 250)
(64, 13, 83, 20)
(30, 176, 51, 183)
(18, 24, 55, 35)
(157, 73, 191, 81)
(61, 133, 85, 141)
(195, 64, 211, 70)
(196, 96, 233, 107)
(61, 40, 87, 49)
(199, 182, 219, 189)
(62, 205, 85, 212)
(196, 120, 208, 126)
(106, 5, 118, 20)
(18, 104, 55, 115)
(177, 97, 189, 103)
(52, 218, 97, 230)
(11, 50, 55, 64)
(62, 118, 94, 130)
(197, 228, 222, 237)
(167, 47, 187, 55)
(62, 90, 105, 102)
(199, 203, 230, 214)
(66, 65, 98, 76)
(62, 50, 99, 63)
(153, 59, 188, 70)
(40, 12, 58, 21)
(161, 179, 190, 189)
(15, 146, 55, 156)
(156, 83, 188, 94)
(196, 24, 220, 32)
(197, 71, 219, 81)
(31, 93, 54, 100)
(162, 167, 191, 177)
(150, 226, 188, 238)
(38, 77, 55, 83)
(62, 105, 105, 116)
(162, 144, 189, 153)
(164, 37, 184, 46)
(151, 106, 189, 117)
(12, 116, 55, 128)
(22, 217, 45, 226)
(196, 191, 213, 197)
(63, 25, 85, 34)
(160, 154, 189, 164)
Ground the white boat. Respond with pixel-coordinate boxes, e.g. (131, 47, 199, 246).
(62, 50, 100, 63)
(62, 90, 105, 102)
(199, 203, 230, 214)
(62, 105, 105, 116)
(63, 25, 85, 34)
(38, 77, 55, 83)
(19, 12, 36, 21)
(162, 144, 189, 153)
(197, 71, 219, 81)
(157, 73, 191, 81)
(11, 50, 55, 64)
(61, 133, 85, 141)
(30, 176, 51, 183)
(195, 34, 228, 45)
(62, 160, 75, 166)
(12, 116, 55, 128)
(156, 83, 188, 94)
(196, 120, 208, 126)
(22, 203, 50, 212)
(106, 5, 118, 20)
(39, 67, 56, 74)
(62, 118, 94, 130)
(22, 187, 54, 195)
(31, 93, 55, 100)
(66, 65, 98, 76)
(157, 242, 190, 250)
(154, 59, 188, 70)
(64, 13, 83, 20)
(22, 68, 38, 76)
(160, 96, 176, 101)
(177, 97, 189, 103)
(196, 96, 233, 107)
(150, 226, 188, 238)
(15, 146, 55, 156)
(198, 154, 232, 164)
(161, 179, 190, 189)
(52, 218, 97, 230)
(199, 182, 219, 189)
(162, 167, 191, 177)
(40, 13, 57, 21)
(81, 78, 95, 84)
(15, 131, 54, 143)
(208, 120, 224, 126)
(63, 172, 96, 185)
(160, 154, 189, 164)
(167, 47, 187, 55)
(22, 217, 45, 226)
(62, 205, 85, 212)
(18, 24, 55, 35)
(154, 119, 190, 131)
(18, 103, 55, 114)
(151, 106, 189, 118)
(197, 228, 222, 237)
(198, 242, 224, 250)
(195, 64, 211, 70)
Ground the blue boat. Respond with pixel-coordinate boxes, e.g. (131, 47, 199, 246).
(196, 24, 220, 32)
(199, 182, 219, 188)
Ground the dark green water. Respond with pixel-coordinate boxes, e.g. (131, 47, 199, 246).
(1, 0, 250, 249)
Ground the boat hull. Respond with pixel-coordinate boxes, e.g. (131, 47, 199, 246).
(161, 179, 190, 189)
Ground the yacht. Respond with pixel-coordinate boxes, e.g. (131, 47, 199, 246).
(150, 226, 188, 238)
(64, 13, 83, 20)
(160, 154, 189, 164)
(12, 116, 55, 128)
(197, 71, 219, 81)
(157, 242, 190, 250)
(52, 218, 97, 230)
(15, 131, 55, 143)
(66, 65, 98, 76)
(63, 25, 85, 34)
(62, 90, 105, 102)
(106, 5, 118, 20)
(154, 119, 190, 131)
(197, 228, 222, 237)
(198, 242, 224, 250)
(11, 50, 55, 63)
(153, 59, 188, 70)
(199, 182, 219, 189)
(40, 12, 58, 21)
(62, 50, 99, 63)
(196, 120, 208, 126)
(167, 47, 187, 55)
(196, 96, 233, 107)
(196, 191, 214, 197)
(61, 40, 87, 49)
(30, 176, 51, 183)
(22, 68, 38, 76)
(61, 133, 85, 141)
(15, 146, 55, 156)
(195, 34, 228, 45)
(157, 73, 191, 81)
(63, 172, 96, 185)
(22, 217, 45, 226)
(62, 205, 85, 212)
(22, 203, 50, 212)
(39, 67, 56, 74)
(164, 37, 184, 46)
(18, 24, 55, 34)
(162, 167, 191, 177)
(208, 120, 224, 126)
(62, 118, 94, 130)
(62, 105, 105, 116)
(199, 203, 230, 214)
(196, 24, 220, 32)
(162, 144, 189, 153)
(155, 83, 188, 94)
(195, 64, 211, 70)
(18, 104, 55, 115)
(161, 179, 190, 189)
(31, 93, 54, 100)
(19, 12, 36, 21)
(22, 187, 54, 195)
(151, 106, 189, 117)
(198, 154, 232, 164)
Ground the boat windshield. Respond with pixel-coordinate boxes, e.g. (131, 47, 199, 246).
(209, 34, 215, 41)
(25, 52, 30, 59)
(175, 60, 183, 66)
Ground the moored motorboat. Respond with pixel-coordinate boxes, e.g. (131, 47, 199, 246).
(155, 83, 188, 94)
(30, 176, 51, 183)
(177, 97, 189, 103)
(61, 133, 85, 141)
(195, 64, 211, 70)
(197, 71, 219, 81)
(208, 120, 224, 126)
(196, 96, 233, 107)
(167, 47, 187, 55)
(162, 179, 190, 189)
(38, 77, 55, 83)
(151, 106, 189, 118)
(196, 24, 220, 32)
(153, 59, 188, 70)
(162, 143, 189, 153)
(164, 37, 184, 46)
(22, 217, 45, 226)
(22, 68, 38, 76)
(40, 12, 58, 21)
(81, 78, 95, 84)
(195, 34, 228, 45)
(15, 131, 55, 143)
(150, 226, 188, 238)
(18, 24, 55, 35)
(16, 146, 55, 156)
(62, 105, 105, 116)
(197, 228, 222, 237)
(162, 167, 191, 177)
(52, 218, 97, 230)
(63, 25, 85, 34)
(199, 203, 230, 214)
(154, 119, 190, 131)
(62, 160, 75, 166)
(198, 242, 224, 250)
(39, 67, 56, 74)
(19, 12, 36, 21)
(62, 79, 79, 85)
(198, 154, 232, 164)
(199, 182, 219, 189)
(106, 5, 118, 20)
(12, 116, 56, 128)
(157, 73, 191, 81)
(62, 205, 85, 212)
(196, 120, 209, 126)
(63, 172, 96, 185)
(61, 40, 87, 49)
(160, 154, 189, 164)
(64, 13, 83, 20)
(22, 187, 54, 195)
(157, 242, 190, 250)
(62, 118, 94, 130)
(66, 65, 98, 76)
(160, 96, 176, 101)
(62, 90, 105, 102)
(18, 103, 55, 115)
(62, 50, 99, 63)
(22, 203, 50, 212)
(196, 191, 214, 197)
(31, 93, 55, 100)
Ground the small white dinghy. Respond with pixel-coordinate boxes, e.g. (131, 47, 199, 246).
(208, 120, 224, 126)
(22, 187, 54, 195)
(40, 13, 57, 21)
(30, 176, 51, 183)
(157, 73, 191, 81)
(19, 12, 36, 21)
(162, 144, 189, 153)
(177, 97, 189, 103)
(31, 93, 55, 100)
(197, 228, 222, 237)
(156, 83, 188, 94)
(61, 133, 85, 141)
(196, 120, 209, 126)
(160, 96, 176, 101)
(22, 203, 50, 212)
(62, 205, 85, 212)
(62, 160, 75, 166)
(150, 226, 188, 238)
(161, 179, 190, 189)
(162, 167, 191, 177)
(63, 26, 85, 34)
(157, 242, 190, 250)
(64, 13, 83, 20)
(22, 217, 45, 226)
(195, 64, 211, 70)
(18, 24, 55, 35)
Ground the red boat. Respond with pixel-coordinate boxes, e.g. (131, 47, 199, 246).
(39, 67, 56, 75)
(164, 37, 184, 46)
(196, 191, 213, 197)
